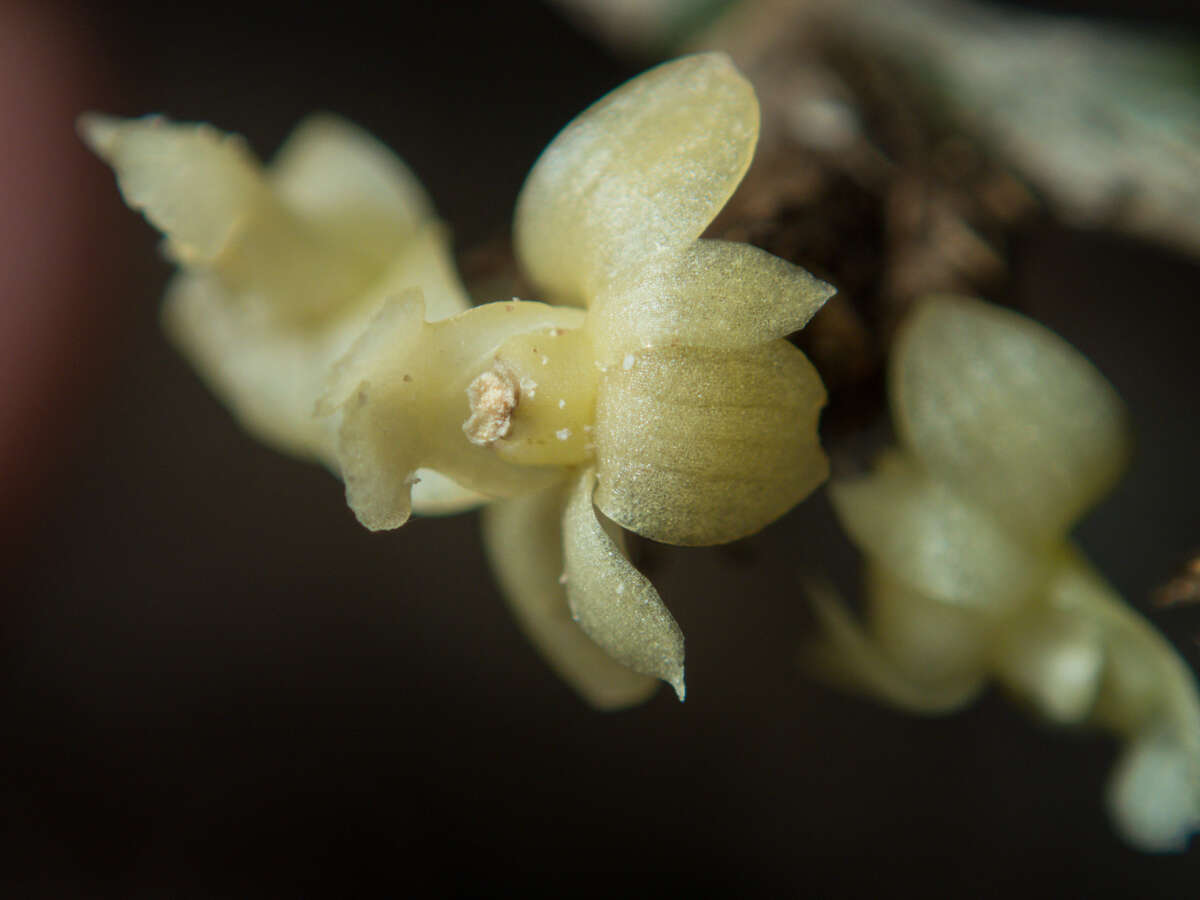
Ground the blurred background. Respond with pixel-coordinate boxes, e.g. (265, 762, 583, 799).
(2, 0, 1199, 894)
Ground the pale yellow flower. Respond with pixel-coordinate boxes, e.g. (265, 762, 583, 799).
(808, 295, 1200, 851)
(318, 54, 833, 706)
(83, 53, 833, 709)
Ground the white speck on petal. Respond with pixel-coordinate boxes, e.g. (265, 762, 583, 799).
(558, 398, 566, 409)
(556, 428, 572, 441)
(622, 353, 635, 371)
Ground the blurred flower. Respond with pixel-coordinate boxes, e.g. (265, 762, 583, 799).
(80, 111, 483, 512)
(807, 295, 1200, 852)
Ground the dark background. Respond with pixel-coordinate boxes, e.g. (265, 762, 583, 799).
(3, 0, 1200, 895)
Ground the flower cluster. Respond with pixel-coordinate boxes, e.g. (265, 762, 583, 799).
(83, 54, 834, 708)
(807, 295, 1200, 852)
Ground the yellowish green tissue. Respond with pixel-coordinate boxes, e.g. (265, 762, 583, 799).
(84, 53, 833, 709)
(79, 112, 483, 514)
(807, 295, 1200, 852)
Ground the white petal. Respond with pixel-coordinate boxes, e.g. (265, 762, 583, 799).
(892, 296, 1131, 544)
(514, 53, 758, 307)
(481, 485, 659, 709)
(563, 469, 685, 699)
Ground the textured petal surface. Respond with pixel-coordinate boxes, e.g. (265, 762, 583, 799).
(563, 469, 685, 699)
(830, 452, 1045, 610)
(514, 53, 758, 308)
(892, 295, 1131, 544)
(594, 340, 827, 546)
(591, 239, 835, 360)
(321, 296, 583, 530)
(804, 580, 984, 714)
(482, 484, 659, 709)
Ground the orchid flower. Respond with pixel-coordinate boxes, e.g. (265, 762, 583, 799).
(807, 295, 1200, 852)
(83, 53, 833, 709)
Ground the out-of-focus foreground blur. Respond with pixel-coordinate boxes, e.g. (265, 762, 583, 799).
(2, 0, 1199, 894)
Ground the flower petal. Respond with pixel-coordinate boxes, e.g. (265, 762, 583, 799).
(410, 469, 488, 516)
(481, 484, 659, 709)
(1048, 549, 1200, 741)
(163, 271, 338, 461)
(992, 606, 1105, 725)
(514, 53, 758, 307)
(892, 295, 1131, 544)
(79, 113, 265, 260)
(593, 340, 827, 546)
(591, 239, 835, 360)
(163, 220, 471, 466)
(1107, 733, 1200, 853)
(79, 114, 376, 322)
(1047, 549, 1200, 849)
(362, 221, 471, 322)
(829, 451, 1046, 610)
(268, 113, 433, 267)
(321, 294, 583, 530)
(865, 566, 992, 691)
(803, 579, 984, 714)
(563, 469, 686, 699)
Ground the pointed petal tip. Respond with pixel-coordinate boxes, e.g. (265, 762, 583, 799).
(77, 111, 122, 158)
(815, 276, 838, 305)
(671, 673, 686, 702)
